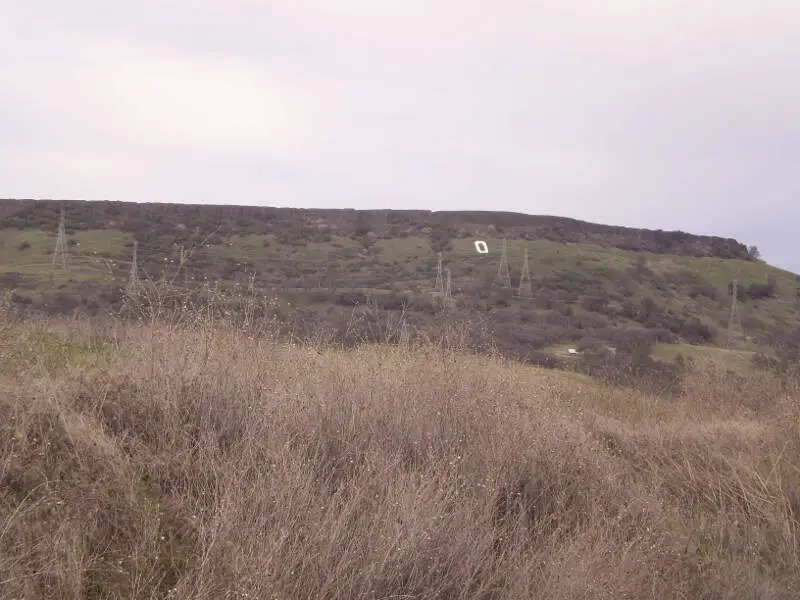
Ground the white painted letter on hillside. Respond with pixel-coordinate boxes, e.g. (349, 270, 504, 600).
(474, 240, 489, 254)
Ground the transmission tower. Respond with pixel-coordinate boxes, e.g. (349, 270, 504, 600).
(727, 279, 745, 346)
(51, 207, 68, 270)
(517, 247, 532, 298)
(444, 267, 452, 299)
(434, 252, 444, 293)
(399, 319, 410, 346)
(496, 239, 511, 288)
(127, 240, 140, 293)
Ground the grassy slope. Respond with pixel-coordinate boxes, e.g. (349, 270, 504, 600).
(1, 315, 799, 599)
(1, 220, 799, 365)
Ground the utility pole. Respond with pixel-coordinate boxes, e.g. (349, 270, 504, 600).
(518, 247, 532, 298)
(727, 279, 745, 347)
(438, 267, 452, 312)
(399, 319, 410, 346)
(434, 252, 444, 293)
(496, 238, 511, 288)
(51, 207, 68, 271)
(127, 240, 140, 293)
(320, 249, 328, 290)
(327, 252, 340, 293)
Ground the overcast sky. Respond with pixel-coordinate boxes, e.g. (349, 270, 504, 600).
(1, 1, 798, 272)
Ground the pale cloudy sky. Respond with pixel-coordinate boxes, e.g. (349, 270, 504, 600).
(1, 1, 799, 272)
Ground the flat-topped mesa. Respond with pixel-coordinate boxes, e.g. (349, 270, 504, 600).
(0, 199, 751, 261)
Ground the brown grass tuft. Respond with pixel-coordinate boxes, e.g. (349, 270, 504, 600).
(1, 315, 799, 599)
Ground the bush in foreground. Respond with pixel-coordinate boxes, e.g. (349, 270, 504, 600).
(1, 316, 799, 599)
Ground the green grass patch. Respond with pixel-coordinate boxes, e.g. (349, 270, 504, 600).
(208, 234, 365, 272)
(374, 237, 433, 262)
(72, 229, 133, 257)
(0, 229, 128, 285)
(450, 238, 633, 278)
(651, 342, 756, 371)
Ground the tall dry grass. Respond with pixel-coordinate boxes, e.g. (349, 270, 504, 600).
(1, 310, 799, 599)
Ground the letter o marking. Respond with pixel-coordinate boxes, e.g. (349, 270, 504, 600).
(474, 240, 489, 254)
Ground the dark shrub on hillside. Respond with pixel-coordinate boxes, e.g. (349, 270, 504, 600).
(751, 350, 800, 377)
(576, 337, 605, 352)
(307, 290, 336, 303)
(747, 282, 776, 300)
(569, 312, 611, 330)
(376, 292, 410, 311)
(334, 291, 370, 307)
(492, 323, 569, 350)
(533, 290, 558, 310)
(581, 294, 610, 314)
(524, 351, 568, 369)
(206, 233, 224, 246)
(98, 286, 125, 306)
(688, 284, 718, 300)
(680, 317, 716, 344)
(428, 226, 455, 254)
(543, 270, 595, 294)
(663, 268, 706, 286)
(39, 293, 81, 314)
(377, 292, 437, 313)
(577, 339, 685, 396)
(752, 352, 781, 371)
(0, 272, 32, 286)
(10, 291, 32, 305)
(541, 311, 569, 327)
(275, 228, 308, 246)
(649, 309, 689, 335)
(726, 281, 749, 302)
(619, 300, 637, 319)
(607, 327, 674, 351)
(636, 296, 658, 322)
(493, 289, 513, 307)
(742, 314, 766, 335)
(631, 255, 654, 279)
(710, 237, 750, 260)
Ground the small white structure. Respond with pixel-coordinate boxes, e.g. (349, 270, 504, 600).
(567, 348, 579, 355)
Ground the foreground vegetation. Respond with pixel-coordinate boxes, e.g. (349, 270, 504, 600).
(1, 305, 799, 599)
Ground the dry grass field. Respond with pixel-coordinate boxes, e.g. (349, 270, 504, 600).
(1, 305, 800, 599)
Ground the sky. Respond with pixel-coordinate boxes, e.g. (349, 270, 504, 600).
(1, 1, 799, 273)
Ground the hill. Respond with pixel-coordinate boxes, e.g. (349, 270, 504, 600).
(1, 198, 799, 372)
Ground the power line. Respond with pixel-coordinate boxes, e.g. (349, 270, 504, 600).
(127, 240, 140, 293)
(517, 247, 532, 298)
(399, 319, 410, 346)
(496, 239, 511, 288)
(434, 252, 443, 293)
(727, 278, 745, 347)
(51, 207, 68, 271)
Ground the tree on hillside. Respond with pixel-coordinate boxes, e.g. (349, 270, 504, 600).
(748, 245, 761, 260)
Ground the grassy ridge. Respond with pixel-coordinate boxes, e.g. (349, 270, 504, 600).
(2, 202, 800, 365)
(3, 228, 797, 293)
(1, 310, 799, 599)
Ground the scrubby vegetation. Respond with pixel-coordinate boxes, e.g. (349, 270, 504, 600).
(0, 199, 755, 260)
(2, 199, 800, 369)
(2, 290, 799, 599)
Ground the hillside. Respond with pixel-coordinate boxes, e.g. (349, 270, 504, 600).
(1, 198, 799, 370)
